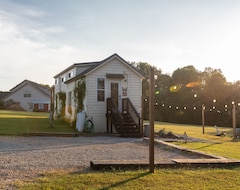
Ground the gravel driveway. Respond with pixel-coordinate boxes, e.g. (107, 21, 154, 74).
(0, 135, 201, 189)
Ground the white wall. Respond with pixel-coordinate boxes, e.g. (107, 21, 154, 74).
(53, 57, 143, 133)
(5, 84, 50, 112)
(85, 58, 143, 133)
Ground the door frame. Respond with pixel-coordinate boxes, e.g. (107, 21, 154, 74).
(109, 80, 122, 112)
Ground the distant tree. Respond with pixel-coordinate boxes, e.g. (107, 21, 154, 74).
(163, 66, 202, 124)
(40, 84, 51, 89)
(131, 62, 161, 96)
(172, 65, 201, 85)
(202, 68, 227, 102)
(130, 62, 162, 119)
(130, 61, 240, 127)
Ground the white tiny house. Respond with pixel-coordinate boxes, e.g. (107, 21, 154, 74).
(54, 54, 144, 136)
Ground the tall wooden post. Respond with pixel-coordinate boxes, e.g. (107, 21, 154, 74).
(149, 67, 155, 173)
(232, 104, 236, 138)
(202, 104, 205, 134)
(50, 86, 54, 127)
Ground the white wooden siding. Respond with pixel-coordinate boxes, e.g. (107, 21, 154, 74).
(54, 56, 143, 133)
(5, 84, 50, 112)
(85, 58, 142, 132)
(64, 82, 76, 120)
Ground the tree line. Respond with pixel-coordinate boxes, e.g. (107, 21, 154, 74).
(131, 62, 240, 128)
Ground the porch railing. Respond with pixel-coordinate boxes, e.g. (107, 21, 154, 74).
(122, 98, 142, 135)
(106, 98, 123, 133)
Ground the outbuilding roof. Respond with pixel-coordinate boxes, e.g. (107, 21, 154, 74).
(3, 80, 50, 100)
(55, 53, 145, 84)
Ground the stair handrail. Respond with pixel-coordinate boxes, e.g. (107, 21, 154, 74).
(122, 98, 140, 131)
(107, 98, 123, 131)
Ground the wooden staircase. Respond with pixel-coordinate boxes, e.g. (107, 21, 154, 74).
(106, 98, 142, 137)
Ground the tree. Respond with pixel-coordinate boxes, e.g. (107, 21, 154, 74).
(172, 65, 200, 85)
(130, 61, 240, 127)
(130, 62, 162, 119)
(202, 68, 227, 102)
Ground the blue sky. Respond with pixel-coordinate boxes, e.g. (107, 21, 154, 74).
(1, 0, 240, 90)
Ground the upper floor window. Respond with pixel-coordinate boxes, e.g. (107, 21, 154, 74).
(61, 76, 65, 83)
(68, 71, 74, 79)
(24, 92, 31, 98)
(97, 78, 105, 101)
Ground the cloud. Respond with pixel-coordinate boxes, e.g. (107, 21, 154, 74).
(0, 4, 80, 90)
(22, 7, 45, 17)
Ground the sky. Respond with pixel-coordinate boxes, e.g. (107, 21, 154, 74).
(1, 0, 240, 91)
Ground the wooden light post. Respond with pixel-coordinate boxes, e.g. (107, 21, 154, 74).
(202, 104, 205, 134)
(232, 103, 236, 138)
(149, 67, 155, 173)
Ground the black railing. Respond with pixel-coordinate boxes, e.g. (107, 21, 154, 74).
(122, 98, 141, 134)
(106, 98, 123, 133)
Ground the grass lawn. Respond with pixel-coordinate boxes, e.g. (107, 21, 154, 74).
(0, 110, 77, 135)
(17, 168, 240, 190)
(154, 122, 240, 160)
(1, 111, 240, 189)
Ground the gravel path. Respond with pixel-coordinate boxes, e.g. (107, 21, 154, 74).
(0, 135, 201, 189)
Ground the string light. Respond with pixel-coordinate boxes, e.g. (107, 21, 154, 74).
(153, 100, 240, 112)
(145, 95, 239, 112)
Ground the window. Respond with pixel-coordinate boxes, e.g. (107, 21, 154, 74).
(24, 92, 31, 98)
(68, 71, 73, 78)
(61, 76, 65, 83)
(28, 103, 33, 109)
(38, 104, 44, 110)
(97, 78, 105, 101)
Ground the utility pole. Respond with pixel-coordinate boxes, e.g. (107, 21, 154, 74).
(233, 104, 236, 138)
(202, 104, 205, 134)
(149, 67, 155, 173)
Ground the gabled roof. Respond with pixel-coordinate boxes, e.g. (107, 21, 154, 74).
(53, 62, 99, 78)
(61, 53, 145, 83)
(3, 80, 50, 100)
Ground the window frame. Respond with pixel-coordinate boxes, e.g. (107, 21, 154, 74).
(97, 78, 105, 102)
(24, 92, 31, 98)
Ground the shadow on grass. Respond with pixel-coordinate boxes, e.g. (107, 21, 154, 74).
(175, 141, 218, 151)
(98, 171, 150, 190)
(194, 143, 218, 150)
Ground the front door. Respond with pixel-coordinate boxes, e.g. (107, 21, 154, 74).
(111, 82, 121, 111)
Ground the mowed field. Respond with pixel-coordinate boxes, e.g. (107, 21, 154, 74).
(154, 122, 240, 160)
(1, 110, 240, 189)
(0, 110, 76, 135)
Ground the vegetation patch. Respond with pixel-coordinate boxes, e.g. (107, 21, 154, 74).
(158, 128, 181, 139)
(0, 110, 77, 135)
(17, 168, 240, 190)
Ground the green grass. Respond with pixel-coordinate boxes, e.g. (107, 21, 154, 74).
(16, 168, 240, 190)
(154, 121, 240, 159)
(0, 110, 77, 135)
(2, 111, 240, 189)
(154, 121, 232, 141)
